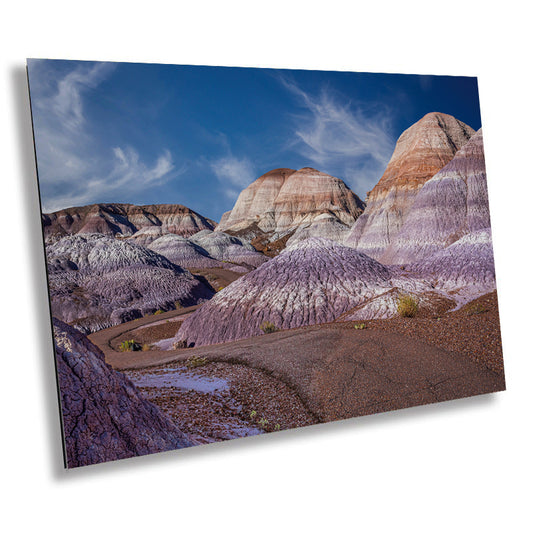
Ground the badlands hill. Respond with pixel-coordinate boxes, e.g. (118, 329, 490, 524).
(54, 319, 192, 467)
(216, 167, 365, 243)
(345, 112, 475, 260)
(42, 202, 215, 242)
(382, 129, 490, 264)
(47, 234, 213, 332)
(176, 238, 440, 347)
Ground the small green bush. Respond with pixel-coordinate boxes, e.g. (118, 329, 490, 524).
(354, 323, 366, 330)
(185, 354, 208, 368)
(118, 339, 142, 352)
(397, 293, 419, 318)
(249, 410, 257, 420)
(260, 321, 279, 334)
(154, 309, 164, 315)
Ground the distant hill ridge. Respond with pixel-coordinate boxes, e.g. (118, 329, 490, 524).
(42, 202, 216, 242)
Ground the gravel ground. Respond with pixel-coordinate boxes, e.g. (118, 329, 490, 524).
(356, 291, 504, 374)
(125, 361, 316, 444)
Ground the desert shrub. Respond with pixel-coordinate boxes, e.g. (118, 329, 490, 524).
(141, 343, 151, 352)
(118, 339, 142, 352)
(397, 293, 419, 318)
(154, 309, 164, 315)
(216, 286, 225, 292)
(260, 321, 279, 334)
(174, 300, 182, 309)
(185, 354, 208, 368)
(249, 410, 257, 420)
(353, 323, 366, 330)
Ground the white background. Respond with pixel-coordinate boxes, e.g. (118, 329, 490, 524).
(1, 2, 531, 531)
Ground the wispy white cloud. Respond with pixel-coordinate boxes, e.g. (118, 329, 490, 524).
(29, 61, 179, 212)
(279, 76, 395, 196)
(210, 155, 256, 199)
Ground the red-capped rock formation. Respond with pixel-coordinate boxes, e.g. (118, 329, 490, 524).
(42, 203, 215, 242)
(216, 167, 365, 243)
(381, 129, 490, 264)
(345, 112, 475, 260)
(54, 318, 192, 468)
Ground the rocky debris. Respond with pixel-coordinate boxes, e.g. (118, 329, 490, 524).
(176, 238, 397, 347)
(381, 129, 490, 264)
(42, 203, 215, 242)
(216, 167, 365, 243)
(47, 234, 213, 333)
(188, 230, 268, 268)
(53, 318, 192, 468)
(345, 112, 475, 260)
(409, 228, 496, 304)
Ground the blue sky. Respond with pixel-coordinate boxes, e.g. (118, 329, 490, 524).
(27, 59, 481, 221)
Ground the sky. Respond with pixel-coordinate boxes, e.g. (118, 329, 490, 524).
(27, 59, 482, 221)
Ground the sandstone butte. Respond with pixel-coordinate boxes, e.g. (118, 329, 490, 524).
(216, 167, 365, 241)
(42, 202, 215, 242)
(345, 112, 475, 261)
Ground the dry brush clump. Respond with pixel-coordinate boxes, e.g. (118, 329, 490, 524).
(397, 293, 419, 317)
(260, 321, 279, 334)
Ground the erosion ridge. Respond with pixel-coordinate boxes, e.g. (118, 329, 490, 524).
(54, 318, 192, 468)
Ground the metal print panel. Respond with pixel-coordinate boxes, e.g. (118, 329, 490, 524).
(27, 59, 505, 468)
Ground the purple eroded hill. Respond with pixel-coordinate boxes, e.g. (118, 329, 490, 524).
(47, 234, 213, 332)
(188, 230, 268, 268)
(54, 319, 192, 468)
(381, 129, 490, 264)
(176, 238, 394, 347)
(409, 229, 496, 302)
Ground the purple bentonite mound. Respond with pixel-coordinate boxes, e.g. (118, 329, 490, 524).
(47, 234, 213, 332)
(176, 238, 395, 347)
(409, 228, 496, 301)
(53, 319, 192, 468)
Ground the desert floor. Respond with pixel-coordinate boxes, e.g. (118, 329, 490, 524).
(88, 290, 505, 444)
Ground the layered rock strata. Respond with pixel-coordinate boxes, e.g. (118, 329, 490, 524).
(54, 318, 192, 468)
(42, 203, 215, 242)
(216, 167, 365, 242)
(381, 129, 490, 264)
(345, 112, 475, 260)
